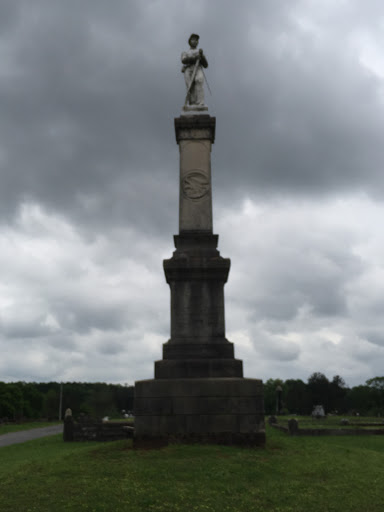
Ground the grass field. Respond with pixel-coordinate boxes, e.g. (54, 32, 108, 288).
(0, 424, 383, 512)
(275, 415, 384, 429)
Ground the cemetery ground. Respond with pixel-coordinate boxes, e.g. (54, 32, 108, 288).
(272, 414, 384, 429)
(1, 422, 384, 512)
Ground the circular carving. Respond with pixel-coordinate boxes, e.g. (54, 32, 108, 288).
(182, 169, 210, 199)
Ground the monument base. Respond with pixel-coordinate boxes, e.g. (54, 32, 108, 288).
(134, 377, 265, 448)
(182, 105, 208, 114)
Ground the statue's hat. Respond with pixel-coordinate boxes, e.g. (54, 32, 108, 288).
(188, 33, 200, 45)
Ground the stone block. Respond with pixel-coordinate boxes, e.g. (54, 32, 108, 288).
(163, 341, 235, 359)
(186, 414, 237, 433)
(238, 414, 265, 433)
(174, 115, 216, 144)
(154, 358, 243, 379)
(134, 377, 265, 446)
(174, 232, 219, 252)
(134, 414, 187, 436)
(134, 378, 264, 398)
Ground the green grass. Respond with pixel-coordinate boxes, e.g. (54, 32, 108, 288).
(276, 415, 384, 429)
(1, 425, 384, 511)
(105, 418, 134, 424)
(0, 421, 61, 435)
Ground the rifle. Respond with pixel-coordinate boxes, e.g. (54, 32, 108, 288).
(201, 67, 212, 95)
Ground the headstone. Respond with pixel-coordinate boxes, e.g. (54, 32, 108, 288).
(63, 408, 74, 442)
(134, 36, 265, 447)
(288, 418, 299, 435)
(312, 405, 325, 418)
(268, 415, 277, 425)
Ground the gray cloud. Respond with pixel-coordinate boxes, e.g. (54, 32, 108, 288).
(1, 1, 384, 386)
(2, 0, 384, 231)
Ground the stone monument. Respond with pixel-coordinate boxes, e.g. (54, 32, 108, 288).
(134, 35, 265, 447)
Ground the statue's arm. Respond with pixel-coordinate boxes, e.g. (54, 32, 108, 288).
(197, 48, 208, 68)
(181, 49, 208, 68)
(181, 51, 196, 65)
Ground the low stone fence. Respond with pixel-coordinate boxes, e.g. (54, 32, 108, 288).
(63, 416, 134, 442)
(268, 416, 384, 436)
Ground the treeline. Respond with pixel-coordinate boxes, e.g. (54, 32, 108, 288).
(0, 381, 134, 421)
(264, 373, 384, 416)
(2, 374, 384, 421)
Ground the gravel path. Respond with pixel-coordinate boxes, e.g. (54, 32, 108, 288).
(0, 425, 63, 447)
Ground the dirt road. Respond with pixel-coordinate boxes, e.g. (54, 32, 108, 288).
(0, 425, 63, 447)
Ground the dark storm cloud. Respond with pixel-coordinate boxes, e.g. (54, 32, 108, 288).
(361, 331, 384, 348)
(2, 0, 384, 385)
(2, 0, 384, 235)
(0, 0, 180, 231)
(213, 11, 384, 202)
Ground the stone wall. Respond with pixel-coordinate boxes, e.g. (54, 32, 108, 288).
(63, 417, 133, 442)
(269, 417, 384, 436)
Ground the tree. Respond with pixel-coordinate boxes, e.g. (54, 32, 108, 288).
(89, 385, 116, 417)
(284, 379, 311, 415)
(43, 389, 59, 419)
(18, 382, 44, 419)
(365, 377, 384, 415)
(115, 384, 135, 413)
(0, 382, 24, 420)
(329, 375, 348, 413)
(0, 382, 16, 418)
(366, 377, 384, 391)
(307, 373, 330, 412)
(263, 379, 283, 415)
(345, 385, 373, 415)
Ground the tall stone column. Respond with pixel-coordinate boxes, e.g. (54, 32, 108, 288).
(178, 116, 213, 232)
(134, 112, 265, 446)
(156, 115, 242, 380)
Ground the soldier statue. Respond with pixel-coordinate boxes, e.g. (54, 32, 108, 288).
(181, 34, 208, 108)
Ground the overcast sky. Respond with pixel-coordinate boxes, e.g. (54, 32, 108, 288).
(1, 0, 384, 387)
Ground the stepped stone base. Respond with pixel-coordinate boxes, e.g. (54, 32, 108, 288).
(133, 115, 265, 448)
(134, 378, 265, 448)
(154, 358, 243, 379)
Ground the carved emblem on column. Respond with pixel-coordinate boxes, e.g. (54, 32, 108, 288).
(182, 169, 210, 200)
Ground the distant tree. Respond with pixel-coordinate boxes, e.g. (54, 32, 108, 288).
(345, 385, 373, 415)
(89, 384, 116, 417)
(114, 384, 135, 413)
(43, 388, 59, 420)
(0, 382, 16, 419)
(60, 382, 92, 414)
(366, 377, 384, 415)
(366, 377, 384, 391)
(329, 375, 348, 413)
(307, 373, 330, 412)
(284, 379, 311, 415)
(17, 382, 44, 419)
(263, 378, 284, 415)
(0, 382, 24, 420)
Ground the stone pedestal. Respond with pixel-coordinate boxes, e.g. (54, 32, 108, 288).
(135, 378, 265, 447)
(134, 114, 265, 447)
